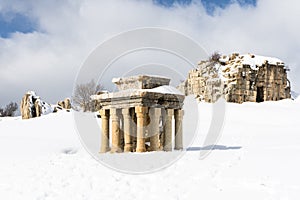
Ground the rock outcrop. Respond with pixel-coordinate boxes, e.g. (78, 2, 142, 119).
(55, 98, 71, 111)
(21, 92, 72, 119)
(20, 91, 52, 119)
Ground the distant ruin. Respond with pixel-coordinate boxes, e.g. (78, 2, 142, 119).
(92, 75, 185, 153)
(178, 53, 291, 103)
(20, 91, 71, 119)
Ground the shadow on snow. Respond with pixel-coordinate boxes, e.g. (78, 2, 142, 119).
(186, 145, 242, 151)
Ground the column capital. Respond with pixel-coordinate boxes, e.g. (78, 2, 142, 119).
(110, 108, 118, 115)
(149, 107, 161, 117)
(166, 109, 174, 116)
(99, 109, 109, 117)
(110, 108, 120, 120)
(121, 108, 130, 116)
(174, 109, 184, 117)
(135, 106, 148, 114)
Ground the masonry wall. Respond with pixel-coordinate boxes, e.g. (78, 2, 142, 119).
(183, 61, 291, 103)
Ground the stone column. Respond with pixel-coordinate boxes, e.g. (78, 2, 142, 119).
(119, 112, 124, 151)
(135, 106, 148, 152)
(99, 109, 110, 153)
(149, 107, 161, 151)
(122, 108, 133, 152)
(160, 108, 166, 150)
(174, 109, 184, 150)
(110, 108, 121, 153)
(130, 108, 137, 151)
(164, 109, 173, 151)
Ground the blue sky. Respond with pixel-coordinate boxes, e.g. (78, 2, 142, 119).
(0, 0, 256, 38)
(154, 0, 256, 9)
(0, 12, 36, 38)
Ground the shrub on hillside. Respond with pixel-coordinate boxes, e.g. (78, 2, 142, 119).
(0, 102, 18, 117)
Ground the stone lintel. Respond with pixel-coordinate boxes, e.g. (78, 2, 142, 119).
(112, 75, 171, 91)
(97, 92, 184, 110)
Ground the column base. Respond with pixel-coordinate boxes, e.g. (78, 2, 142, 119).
(99, 147, 110, 153)
(174, 147, 183, 151)
(149, 139, 159, 151)
(136, 147, 146, 153)
(110, 147, 123, 153)
(124, 144, 133, 152)
(163, 147, 172, 152)
(149, 147, 160, 151)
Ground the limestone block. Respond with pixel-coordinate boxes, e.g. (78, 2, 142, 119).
(64, 98, 71, 109)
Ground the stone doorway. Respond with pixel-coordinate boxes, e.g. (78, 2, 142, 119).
(256, 87, 264, 102)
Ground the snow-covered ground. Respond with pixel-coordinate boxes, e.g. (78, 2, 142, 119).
(0, 98, 300, 199)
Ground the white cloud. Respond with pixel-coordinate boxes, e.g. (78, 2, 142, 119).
(0, 0, 299, 106)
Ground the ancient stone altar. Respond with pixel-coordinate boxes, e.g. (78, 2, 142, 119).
(92, 75, 185, 153)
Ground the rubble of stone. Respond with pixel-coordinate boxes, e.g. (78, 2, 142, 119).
(92, 75, 185, 153)
(179, 53, 291, 103)
(55, 98, 72, 111)
(20, 91, 53, 119)
(21, 91, 72, 119)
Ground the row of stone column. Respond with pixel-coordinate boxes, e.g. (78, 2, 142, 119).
(99, 106, 183, 153)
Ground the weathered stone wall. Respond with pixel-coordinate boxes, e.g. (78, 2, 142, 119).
(223, 62, 291, 103)
(184, 61, 223, 103)
(181, 54, 291, 103)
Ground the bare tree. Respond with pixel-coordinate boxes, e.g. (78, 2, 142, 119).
(209, 51, 221, 63)
(72, 80, 103, 112)
(0, 102, 18, 117)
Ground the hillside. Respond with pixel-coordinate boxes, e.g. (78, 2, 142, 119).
(0, 98, 299, 199)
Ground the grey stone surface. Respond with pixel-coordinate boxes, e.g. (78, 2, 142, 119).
(180, 53, 291, 103)
(112, 75, 170, 90)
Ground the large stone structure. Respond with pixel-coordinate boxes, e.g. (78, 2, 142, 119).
(92, 75, 185, 153)
(180, 53, 291, 103)
(21, 91, 43, 119)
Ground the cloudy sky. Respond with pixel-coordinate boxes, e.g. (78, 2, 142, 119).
(0, 0, 299, 106)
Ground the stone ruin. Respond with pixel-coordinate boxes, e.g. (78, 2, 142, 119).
(92, 75, 185, 153)
(54, 98, 71, 112)
(179, 53, 291, 103)
(21, 91, 49, 119)
(21, 91, 72, 119)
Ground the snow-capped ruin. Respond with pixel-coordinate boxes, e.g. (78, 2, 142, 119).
(20, 91, 53, 119)
(92, 75, 185, 153)
(20, 91, 71, 120)
(179, 53, 291, 103)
